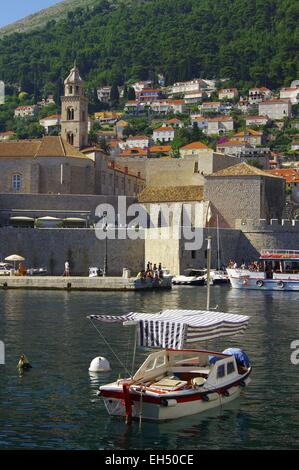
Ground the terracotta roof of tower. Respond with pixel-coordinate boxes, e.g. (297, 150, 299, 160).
(207, 162, 284, 178)
(206, 162, 281, 179)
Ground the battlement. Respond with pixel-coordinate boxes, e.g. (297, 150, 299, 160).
(235, 218, 299, 232)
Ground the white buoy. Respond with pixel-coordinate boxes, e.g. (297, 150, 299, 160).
(89, 356, 111, 372)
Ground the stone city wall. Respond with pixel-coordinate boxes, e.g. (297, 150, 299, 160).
(0, 227, 145, 276)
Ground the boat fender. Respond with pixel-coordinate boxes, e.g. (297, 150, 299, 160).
(97, 390, 101, 397)
(160, 398, 177, 407)
(242, 279, 248, 285)
(239, 380, 246, 388)
(277, 281, 284, 288)
(202, 394, 210, 402)
(256, 280, 264, 287)
(223, 390, 230, 397)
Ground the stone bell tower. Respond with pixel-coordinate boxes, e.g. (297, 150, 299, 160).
(61, 65, 88, 149)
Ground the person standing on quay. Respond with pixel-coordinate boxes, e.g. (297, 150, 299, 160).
(64, 261, 70, 277)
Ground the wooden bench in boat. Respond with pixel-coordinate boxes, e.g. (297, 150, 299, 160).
(150, 377, 188, 391)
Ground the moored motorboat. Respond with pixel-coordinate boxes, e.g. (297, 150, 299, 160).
(210, 269, 229, 285)
(172, 268, 206, 286)
(227, 249, 299, 291)
(88, 309, 251, 421)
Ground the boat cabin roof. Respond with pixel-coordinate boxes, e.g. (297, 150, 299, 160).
(260, 249, 299, 261)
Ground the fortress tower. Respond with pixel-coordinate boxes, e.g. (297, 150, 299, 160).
(61, 65, 88, 149)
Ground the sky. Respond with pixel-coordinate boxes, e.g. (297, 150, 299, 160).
(0, 0, 61, 28)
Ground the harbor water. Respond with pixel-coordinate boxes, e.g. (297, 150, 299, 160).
(0, 286, 299, 449)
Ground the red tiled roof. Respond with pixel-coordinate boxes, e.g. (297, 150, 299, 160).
(15, 105, 37, 110)
(0, 131, 15, 136)
(260, 99, 290, 104)
(127, 135, 148, 140)
(246, 115, 268, 120)
(219, 88, 238, 93)
(40, 114, 61, 121)
(165, 118, 182, 123)
(217, 140, 245, 146)
(141, 88, 161, 93)
(208, 116, 233, 122)
(150, 145, 172, 153)
(120, 147, 148, 157)
(166, 99, 184, 105)
(267, 169, 299, 183)
(181, 141, 210, 150)
(234, 129, 262, 137)
(154, 127, 175, 132)
(202, 101, 220, 106)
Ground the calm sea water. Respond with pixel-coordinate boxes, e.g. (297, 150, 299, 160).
(0, 286, 299, 450)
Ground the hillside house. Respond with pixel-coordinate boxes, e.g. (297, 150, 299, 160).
(259, 99, 292, 120)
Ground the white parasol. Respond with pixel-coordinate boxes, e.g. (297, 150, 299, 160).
(5, 254, 25, 271)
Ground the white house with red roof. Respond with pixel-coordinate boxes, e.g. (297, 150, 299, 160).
(179, 141, 212, 158)
(291, 140, 299, 152)
(232, 129, 264, 146)
(122, 135, 150, 149)
(201, 101, 224, 114)
(280, 86, 299, 104)
(259, 99, 292, 120)
(245, 115, 269, 127)
(216, 140, 248, 155)
(39, 114, 61, 134)
(206, 116, 234, 135)
(170, 79, 207, 95)
(0, 131, 16, 141)
(150, 99, 186, 114)
(248, 87, 272, 104)
(218, 88, 238, 100)
(165, 118, 183, 128)
(153, 125, 175, 143)
(190, 116, 208, 130)
(14, 104, 39, 118)
(139, 88, 162, 102)
(184, 90, 207, 104)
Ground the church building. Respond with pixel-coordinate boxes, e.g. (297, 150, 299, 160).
(0, 66, 144, 196)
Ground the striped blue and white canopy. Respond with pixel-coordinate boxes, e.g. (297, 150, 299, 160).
(88, 309, 250, 350)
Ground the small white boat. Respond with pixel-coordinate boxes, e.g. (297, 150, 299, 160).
(89, 267, 103, 277)
(227, 249, 299, 291)
(210, 269, 229, 285)
(172, 268, 206, 286)
(88, 309, 251, 422)
(0, 262, 12, 276)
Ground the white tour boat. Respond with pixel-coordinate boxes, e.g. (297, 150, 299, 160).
(88, 309, 251, 422)
(227, 249, 299, 291)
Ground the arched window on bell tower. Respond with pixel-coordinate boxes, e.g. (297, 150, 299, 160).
(67, 108, 74, 120)
(67, 132, 74, 145)
(69, 85, 73, 95)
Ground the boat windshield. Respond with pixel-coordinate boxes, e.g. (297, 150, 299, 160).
(168, 350, 226, 367)
(184, 269, 206, 276)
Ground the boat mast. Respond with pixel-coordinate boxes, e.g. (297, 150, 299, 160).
(206, 236, 212, 311)
(216, 214, 220, 271)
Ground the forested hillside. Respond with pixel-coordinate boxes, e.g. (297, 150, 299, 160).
(0, 0, 298, 97)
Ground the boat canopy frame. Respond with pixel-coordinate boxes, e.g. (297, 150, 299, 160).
(88, 309, 249, 350)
